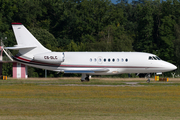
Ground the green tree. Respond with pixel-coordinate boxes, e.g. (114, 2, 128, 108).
(13, 0, 42, 27)
(66, 40, 79, 51)
(0, 0, 18, 32)
(78, 0, 112, 36)
(112, 27, 133, 51)
(159, 15, 176, 63)
(30, 28, 58, 51)
(133, 1, 154, 53)
(2, 63, 12, 77)
(174, 18, 180, 67)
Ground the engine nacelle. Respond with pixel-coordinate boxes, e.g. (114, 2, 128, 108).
(33, 52, 64, 64)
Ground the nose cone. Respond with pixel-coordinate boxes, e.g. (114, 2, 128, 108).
(169, 64, 177, 70)
(163, 61, 177, 71)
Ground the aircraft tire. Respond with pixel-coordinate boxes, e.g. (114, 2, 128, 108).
(85, 75, 90, 82)
(146, 79, 150, 83)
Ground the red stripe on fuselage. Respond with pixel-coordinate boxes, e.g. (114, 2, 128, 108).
(15, 56, 59, 66)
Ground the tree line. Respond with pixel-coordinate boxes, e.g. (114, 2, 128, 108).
(0, 0, 180, 77)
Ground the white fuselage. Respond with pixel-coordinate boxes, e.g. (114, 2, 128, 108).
(14, 52, 177, 75)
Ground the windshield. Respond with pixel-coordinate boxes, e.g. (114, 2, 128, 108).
(148, 56, 161, 60)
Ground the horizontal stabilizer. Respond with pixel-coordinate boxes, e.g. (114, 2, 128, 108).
(64, 68, 109, 73)
(5, 45, 36, 50)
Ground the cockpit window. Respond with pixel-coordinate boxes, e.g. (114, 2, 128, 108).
(156, 56, 161, 60)
(153, 56, 157, 60)
(149, 56, 153, 60)
(149, 56, 161, 60)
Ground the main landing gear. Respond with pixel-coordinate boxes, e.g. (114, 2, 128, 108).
(81, 73, 90, 82)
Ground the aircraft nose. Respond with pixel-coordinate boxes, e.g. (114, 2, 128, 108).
(165, 62, 177, 71)
(171, 64, 177, 70)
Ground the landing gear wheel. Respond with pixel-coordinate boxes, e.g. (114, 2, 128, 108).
(81, 79, 89, 82)
(85, 75, 89, 81)
(81, 74, 90, 82)
(81, 73, 91, 82)
(146, 78, 150, 83)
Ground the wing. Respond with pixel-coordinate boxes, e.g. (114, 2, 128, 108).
(64, 68, 109, 73)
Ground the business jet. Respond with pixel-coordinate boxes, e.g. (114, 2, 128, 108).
(6, 23, 177, 82)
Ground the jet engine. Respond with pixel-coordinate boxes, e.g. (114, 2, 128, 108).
(33, 52, 64, 64)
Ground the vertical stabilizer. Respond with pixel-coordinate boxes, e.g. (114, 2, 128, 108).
(10, 23, 51, 58)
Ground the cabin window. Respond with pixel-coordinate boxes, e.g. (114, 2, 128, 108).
(121, 58, 124, 62)
(99, 58, 102, 62)
(94, 58, 97, 62)
(112, 58, 115, 62)
(117, 58, 119, 62)
(108, 58, 111, 62)
(125, 59, 128, 62)
(90, 58, 92, 62)
(104, 59, 106, 62)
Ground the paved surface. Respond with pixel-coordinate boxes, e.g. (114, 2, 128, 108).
(9, 77, 180, 81)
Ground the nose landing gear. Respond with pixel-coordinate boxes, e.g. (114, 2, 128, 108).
(146, 74, 151, 83)
(146, 78, 150, 83)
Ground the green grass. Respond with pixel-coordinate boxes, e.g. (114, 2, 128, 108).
(0, 79, 128, 86)
(0, 78, 180, 120)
